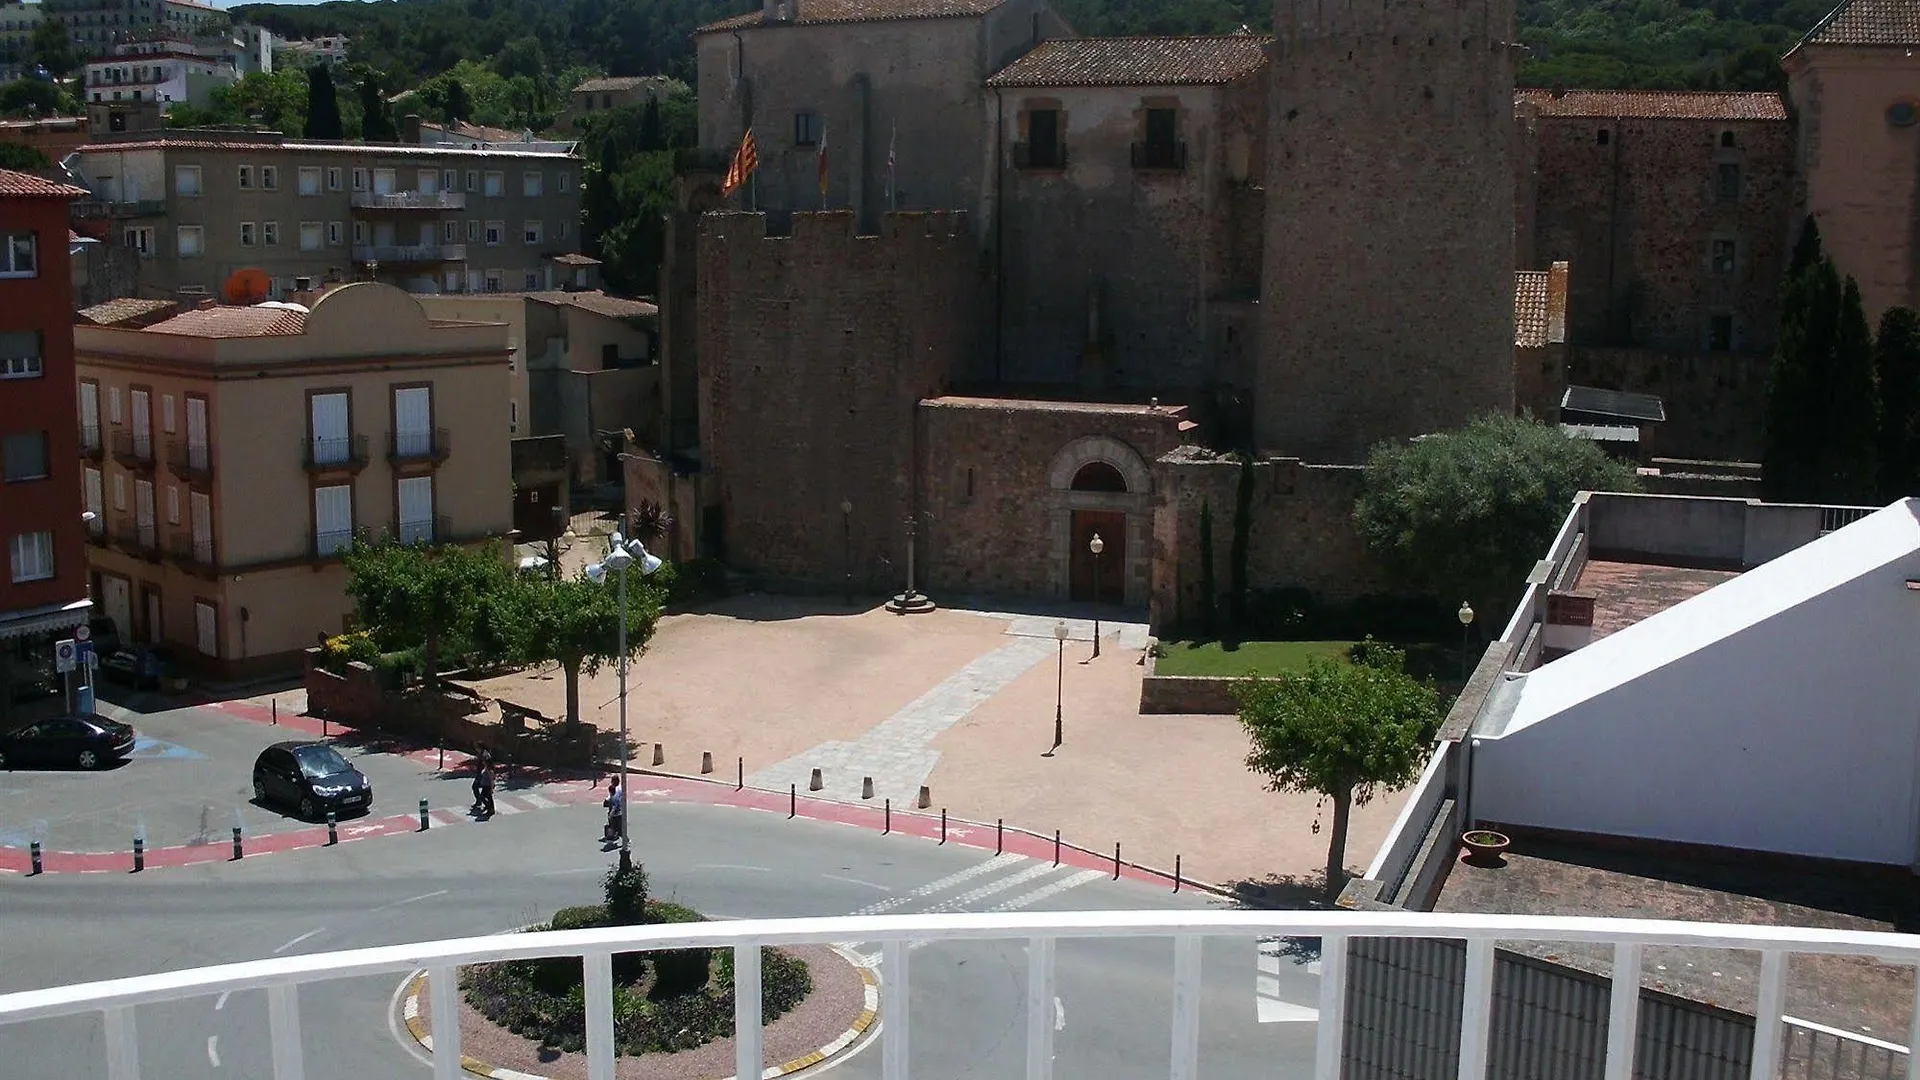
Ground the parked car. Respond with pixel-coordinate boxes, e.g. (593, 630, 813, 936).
(0, 714, 137, 770)
(101, 645, 168, 691)
(252, 741, 372, 820)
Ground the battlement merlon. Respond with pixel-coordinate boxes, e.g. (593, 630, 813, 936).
(1272, 0, 1515, 41)
(697, 210, 972, 245)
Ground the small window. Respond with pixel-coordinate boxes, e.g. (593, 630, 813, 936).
(510, 400, 518, 433)
(1597, 128, 1610, 146)
(1709, 314, 1733, 352)
(262, 221, 279, 247)
(483, 171, 504, 197)
(174, 164, 202, 196)
(1023, 109, 1063, 168)
(443, 168, 458, 192)
(485, 221, 504, 246)
(1712, 238, 1737, 274)
(327, 221, 343, 246)
(523, 221, 543, 245)
(297, 165, 321, 195)
(1720, 130, 1736, 148)
(1717, 163, 1740, 202)
(123, 226, 154, 256)
(0, 231, 36, 277)
(0, 331, 41, 378)
(557, 221, 569, 241)
(466, 169, 479, 192)
(3, 430, 49, 481)
(352, 221, 367, 244)
(443, 220, 459, 243)
(522, 171, 544, 197)
(484, 269, 503, 292)
(8, 531, 53, 583)
(351, 167, 367, 191)
(525, 270, 540, 289)
(237, 164, 253, 189)
(167, 484, 179, 525)
(239, 221, 256, 247)
(176, 225, 204, 257)
(300, 222, 324, 251)
(793, 111, 822, 147)
(557, 171, 572, 193)
(326, 167, 343, 191)
(467, 219, 481, 242)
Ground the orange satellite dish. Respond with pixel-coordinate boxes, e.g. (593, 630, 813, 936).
(223, 267, 272, 305)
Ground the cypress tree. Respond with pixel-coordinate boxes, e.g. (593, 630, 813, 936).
(638, 95, 663, 152)
(1229, 456, 1253, 631)
(1198, 501, 1217, 636)
(445, 79, 472, 126)
(359, 77, 395, 142)
(305, 65, 343, 141)
(1876, 307, 1920, 499)
(1764, 219, 1846, 502)
(1825, 275, 1879, 502)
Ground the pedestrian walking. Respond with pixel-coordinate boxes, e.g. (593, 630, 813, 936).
(603, 774, 624, 843)
(473, 749, 496, 818)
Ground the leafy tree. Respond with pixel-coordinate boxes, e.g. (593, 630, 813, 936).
(1353, 414, 1642, 623)
(444, 78, 472, 125)
(0, 143, 50, 171)
(305, 65, 345, 141)
(1236, 642, 1442, 896)
(511, 572, 663, 730)
(0, 78, 59, 120)
(1877, 307, 1920, 500)
(343, 540, 513, 687)
(29, 20, 75, 78)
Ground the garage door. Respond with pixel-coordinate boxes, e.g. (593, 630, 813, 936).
(102, 575, 132, 645)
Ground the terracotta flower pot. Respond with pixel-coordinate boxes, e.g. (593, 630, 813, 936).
(1462, 830, 1510, 866)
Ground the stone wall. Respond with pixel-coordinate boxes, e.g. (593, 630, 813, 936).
(918, 396, 1190, 606)
(1569, 346, 1768, 461)
(1530, 111, 1795, 356)
(697, 210, 978, 590)
(1150, 448, 1387, 634)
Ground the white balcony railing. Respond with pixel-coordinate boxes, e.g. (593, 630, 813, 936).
(351, 243, 467, 264)
(350, 190, 467, 210)
(2, 910, 1918, 1080)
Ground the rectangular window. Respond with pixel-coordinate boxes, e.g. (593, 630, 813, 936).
(1712, 238, 1737, 274)
(485, 221, 504, 246)
(261, 165, 277, 190)
(1, 231, 36, 277)
(300, 222, 324, 251)
(510, 400, 518, 433)
(161, 393, 175, 434)
(557, 221, 569, 241)
(326, 166, 343, 191)
(393, 386, 432, 457)
(793, 110, 821, 147)
(114, 472, 126, 511)
(2, 431, 49, 481)
(352, 167, 367, 191)
(523, 221, 543, 245)
(467, 219, 480, 242)
(176, 225, 204, 257)
(239, 221, 256, 247)
(443, 220, 459, 243)
(1717, 163, 1741, 202)
(1023, 109, 1063, 168)
(484, 269, 503, 293)
(522, 170, 543, 197)
(327, 221, 343, 246)
(444, 270, 461, 293)
(0, 330, 41, 378)
(372, 168, 396, 195)
(466, 169, 479, 192)
(262, 221, 279, 247)
(309, 391, 350, 464)
(314, 484, 353, 555)
(297, 165, 321, 195)
(352, 221, 367, 244)
(174, 164, 202, 196)
(237, 164, 253, 189)
(166, 484, 179, 525)
(8, 531, 53, 583)
(524, 270, 540, 289)
(123, 226, 154, 256)
(1709, 314, 1734, 352)
(557, 171, 571, 193)
(397, 475, 435, 544)
(84, 468, 103, 530)
(194, 600, 217, 656)
(483, 171, 504, 197)
(443, 169, 458, 192)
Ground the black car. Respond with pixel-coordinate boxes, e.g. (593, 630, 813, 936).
(253, 741, 372, 820)
(0, 714, 137, 770)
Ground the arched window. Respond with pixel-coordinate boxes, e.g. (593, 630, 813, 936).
(1070, 460, 1129, 493)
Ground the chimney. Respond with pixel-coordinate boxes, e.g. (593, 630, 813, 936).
(402, 113, 422, 144)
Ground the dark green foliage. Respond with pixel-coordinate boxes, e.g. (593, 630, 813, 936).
(1197, 502, 1217, 635)
(342, 539, 517, 684)
(1828, 276, 1880, 501)
(1242, 589, 1456, 643)
(28, 20, 75, 77)
(0, 79, 60, 120)
(550, 905, 609, 931)
(604, 860, 649, 923)
(0, 142, 51, 170)
(1876, 307, 1920, 500)
(1764, 218, 1882, 503)
(444, 78, 472, 125)
(305, 65, 344, 140)
(645, 902, 712, 1000)
(575, 97, 694, 294)
(358, 76, 396, 142)
(1229, 457, 1253, 630)
(638, 96, 663, 153)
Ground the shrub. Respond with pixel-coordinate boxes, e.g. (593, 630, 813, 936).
(550, 905, 609, 931)
(646, 901, 712, 999)
(604, 861, 648, 923)
(318, 631, 380, 673)
(662, 557, 730, 608)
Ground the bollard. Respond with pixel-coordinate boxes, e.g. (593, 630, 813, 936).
(29, 841, 42, 876)
(1113, 842, 1122, 881)
(132, 835, 145, 873)
(939, 808, 947, 845)
(996, 818, 1004, 855)
(809, 767, 823, 792)
(418, 798, 430, 832)
(322, 714, 328, 737)
(1173, 854, 1182, 893)
(701, 751, 713, 775)
(861, 776, 874, 800)
(884, 798, 891, 835)
(1053, 829, 1061, 867)
(271, 699, 278, 725)
(327, 811, 338, 846)
(789, 783, 797, 819)
(737, 756, 743, 791)
(438, 743, 445, 770)
(652, 743, 664, 767)
(231, 826, 243, 861)
(916, 785, 931, 809)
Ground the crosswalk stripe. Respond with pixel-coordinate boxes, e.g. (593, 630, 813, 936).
(520, 793, 561, 809)
(492, 802, 524, 815)
(988, 868, 1106, 912)
(932, 861, 1062, 908)
(849, 853, 1029, 918)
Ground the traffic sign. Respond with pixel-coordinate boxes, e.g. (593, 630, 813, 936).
(77, 640, 95, 665)
(75, 623, 90, 642)
(53, 639, 76, 673)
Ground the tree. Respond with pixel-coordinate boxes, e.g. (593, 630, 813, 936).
(305, 65, 344, 140)
(512, 572, 662, 729)
(1826, 275, 1880, 502)
(0, 143, 50, 171)
(1236, 642, 1442, 895)
(1877, 307, 1920, 500)
(0, 78, 59, 120)
(1764, 218, 1880, 503)
(444, 78, 472, 125)
(358, 76, 396, 142)
(29, 20, 75, 78)
(638, 95, 663, 152)
(1229, 455, 1252, 630)
(343, 540, 512, 687)
(1353, 414, 1641, 623)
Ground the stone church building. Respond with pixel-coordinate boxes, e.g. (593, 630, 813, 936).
(621, 0, 1916, 631)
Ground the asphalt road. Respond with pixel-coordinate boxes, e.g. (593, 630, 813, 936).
(0, 799, 1327, 1080)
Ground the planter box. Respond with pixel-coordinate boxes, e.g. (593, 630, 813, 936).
(1137, 652, 1242, 714)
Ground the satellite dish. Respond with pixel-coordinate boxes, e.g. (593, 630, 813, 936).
(223, 267, 271, 304)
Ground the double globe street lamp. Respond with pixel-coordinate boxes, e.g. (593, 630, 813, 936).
(586, 531, 664, 869)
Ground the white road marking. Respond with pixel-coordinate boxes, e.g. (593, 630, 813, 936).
(341, 824, 384, 839)
(213, 991, 230, 1011)
(695, 863, 772, 873)
(985, 869, 1106, 912)
(206, 1035, 219, 1067)
(823, 873, 890, 891)
(854, 864, 1105, 963)
(492, 801, 524, 815)
(1054, 996, 1065, 1032)
(520, 793, 560, 809)
(374, 889, 448, 911)
(535, 867, 602, 877)
(848, 853, 1027, 918)
(273, 928, 324, 954)
(1255, 937, 1322, 1023)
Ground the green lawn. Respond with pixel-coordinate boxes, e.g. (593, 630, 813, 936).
(1152, 639, 1357, 678)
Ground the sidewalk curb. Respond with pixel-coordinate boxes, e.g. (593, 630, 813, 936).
(402, 951, 880, 1080)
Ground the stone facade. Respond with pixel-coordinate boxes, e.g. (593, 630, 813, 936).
(1569, 346, 1770, 462)
(696, 210, 977, 592)
(1256, 0, 1518, 463)
(1519, 91, 1795, 357)
(918, 397, 1189, 605)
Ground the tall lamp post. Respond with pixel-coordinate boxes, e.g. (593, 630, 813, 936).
(1457, 601, 1476, 684)
(1044, 620, 1068, 757)
(840, 499, 853, 606)
(547, 506, 574, 582)
(586, 531, 663, 871)
(1088, 533, 1105, 659)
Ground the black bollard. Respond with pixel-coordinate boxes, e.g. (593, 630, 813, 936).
(231, 826, 243, 861)
(883, 798, 891, 835)
(419, 798, 430, 831)
(438, 744, 445, 770)
(789, 784, 796, 819)
(132, 835, 144, 873)
(327, 811, 337, 846)
(1113, 842, 1121, 881)
(29, 841, 42, 876)
(271, 700, 278, 725)
(736, 757, 744, 791)
(996, 818, 1004, 855)
(1053, 829, 1061, 867)
(939, 808, 947, 846)
(1173, 854, 1182, 893)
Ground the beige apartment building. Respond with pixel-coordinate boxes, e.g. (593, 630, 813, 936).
(70, 131, 584, 302)
(73, 283, 513, 677)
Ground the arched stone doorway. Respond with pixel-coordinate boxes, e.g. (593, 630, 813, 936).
(1046, 436, 1154, 606)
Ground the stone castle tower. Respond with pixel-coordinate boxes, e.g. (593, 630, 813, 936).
(1257, 0, 1518, 463)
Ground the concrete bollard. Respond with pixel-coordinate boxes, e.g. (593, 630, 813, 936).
(29, 840, 42, 875)
(916, 785, 931, 809)
(418, 798, 430, 832)
(809, 768, 823, 792)
(231, 826, 243, 861)
(701, 751, 714, 775)
(652, 743, 664, 767)
(327, 810, 338, 846)
(861, 776, 874, 800)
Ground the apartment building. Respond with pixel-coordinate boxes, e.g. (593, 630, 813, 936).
(82, 49, 240, 110)
(0, 2, 44, 66)
(70, 131, 585, 302)
(73, 282, 513, 677)
(0, 170, 92, 725)
(41, 0, 227, 51)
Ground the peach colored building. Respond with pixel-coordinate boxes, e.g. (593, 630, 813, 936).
(1785, 0, 1920, 322)
(73, 283, 513, 677)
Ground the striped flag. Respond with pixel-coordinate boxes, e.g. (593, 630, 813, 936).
(721, 128, 758, 199)
(817, 123, 829, 203)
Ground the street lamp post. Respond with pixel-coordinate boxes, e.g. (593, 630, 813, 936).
(587, 531, 663, 870)
(841, 499, 853, 606)
(1457, 601, 1476, 684)
(1088, 533, 1105, 659)
(1044, 620, 1068, 756)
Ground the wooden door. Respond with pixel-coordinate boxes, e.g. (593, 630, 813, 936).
(1069, 510, 1126, 603)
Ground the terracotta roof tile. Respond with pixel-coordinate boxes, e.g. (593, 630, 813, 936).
(528, 290, 658, 319)
(1802, 0, 1920, 45)
(0, 169, 90, 199)
(1515, 89, 1789, 121)
(75, 138, 575, 159)
(699, 0, 1009, 33)
(547, 252, 603, 267)
(141, 305, 308, 338)
(1514, 271, 1551, 348)
(77, 297, 181, 328)
(571, 75, 683, 95)
(987, 35, 1271, 87)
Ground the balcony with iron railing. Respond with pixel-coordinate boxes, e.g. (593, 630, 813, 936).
(85, 513, 106, 543)
(0, 910, 1913, 1080)
(111, 518, 159, 558)
(388, 426, 450, 466)
(165, 439, 212, 483)
(79, 423, 103, 461)
(301, 433, 369, 474)
(395, 513, 448, 546)
(1131, 140, 1188, 170)
(350, 243, 468, 265)
(311, 526, 356, 560)
(109, 429, 154, 470)
(349, 190, 467, 211)
(70, 198, 167, 219)
(167, 529, 215, 575)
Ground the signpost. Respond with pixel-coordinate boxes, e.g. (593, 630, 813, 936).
(75, 639, 96, 716)
(54, 639, 76, 713)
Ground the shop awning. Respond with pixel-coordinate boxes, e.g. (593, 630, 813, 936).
(0, 599, 92, 642)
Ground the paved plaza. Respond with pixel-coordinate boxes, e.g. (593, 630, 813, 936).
(468, 594, 1411, 891)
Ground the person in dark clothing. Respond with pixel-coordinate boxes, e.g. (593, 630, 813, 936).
(472, 750, 496, 817)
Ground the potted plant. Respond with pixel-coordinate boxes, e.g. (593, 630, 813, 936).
(1462, 829, 1510, 866)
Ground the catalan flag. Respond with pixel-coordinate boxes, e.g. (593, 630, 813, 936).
(721, 128, 758, 200)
